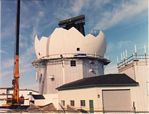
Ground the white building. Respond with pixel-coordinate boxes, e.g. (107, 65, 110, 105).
(57, 74, 138, 112)
(56, 54, 149, 112)
(118, 54, 149, 112)
(0, 88, 12, 106)
(0, 88, 39, 106)
(31, 15, 148, 113)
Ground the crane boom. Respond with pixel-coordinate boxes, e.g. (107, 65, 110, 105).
(12, 0, 20, 104)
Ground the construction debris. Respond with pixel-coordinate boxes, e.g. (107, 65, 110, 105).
(40, 103, 56, 112)
(26, 103, 42, 113)
(67, 105, 79, 112)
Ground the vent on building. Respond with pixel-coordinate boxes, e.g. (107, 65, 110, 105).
(49, 75, 55, 81)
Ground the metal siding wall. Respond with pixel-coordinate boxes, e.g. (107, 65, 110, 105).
(83, 59, 104, 78)
(38, 66, 47, 94)
(102, 90, 131, 111)
(119, 63, 135, 80)
(119, 60, 149, 112)
(133, 63, 149, 111)
(64, 59, 83, 83)
(36, 58, 105, 94)
(46, 63, 63, 94)
(58, 88, 100, 111)
(44, 59, 84, 94)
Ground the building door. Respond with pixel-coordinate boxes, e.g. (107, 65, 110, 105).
(89, 100, 94, 113)
(102, 89, 131, 112)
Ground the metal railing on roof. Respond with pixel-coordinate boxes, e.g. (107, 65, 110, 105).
(117, 53, 149, 68)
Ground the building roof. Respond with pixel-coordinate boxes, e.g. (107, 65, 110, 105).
(32, 95, 45, 99)
(0, 87, 13, 90)
(20, 89, 39, 93)
(57, 74, 139, 91)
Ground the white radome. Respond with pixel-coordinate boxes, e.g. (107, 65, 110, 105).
(35, 27, 106, 59)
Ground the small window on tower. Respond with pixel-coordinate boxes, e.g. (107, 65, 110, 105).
(70, 60, 76, 66)
(77, 48, 80, 51)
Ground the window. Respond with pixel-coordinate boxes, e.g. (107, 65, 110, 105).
(70, 60, 76, 66)
(80, 100, 85, 106)
(70, 100, 75, 106)
(77, 48, 80, 51)
(61, 100, 65, 106)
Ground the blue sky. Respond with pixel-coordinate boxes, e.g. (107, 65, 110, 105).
(0, 0, 148, 90)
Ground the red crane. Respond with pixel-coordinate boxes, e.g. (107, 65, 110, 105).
(12, 0, 21, 104)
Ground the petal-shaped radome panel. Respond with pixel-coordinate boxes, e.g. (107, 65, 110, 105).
(49, 27, 84, 56)
(35, 35, 40, 58)
(34, 27, 106, 59)
(35, 35, 48, 58)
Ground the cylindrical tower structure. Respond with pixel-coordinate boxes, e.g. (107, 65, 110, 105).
(33, 27, 109, 94)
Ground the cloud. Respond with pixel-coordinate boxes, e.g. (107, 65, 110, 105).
(71, 0, 89, 15)
(94, 0, 148, 30)
(0, 0, 42, 87)
(1, 22, 15, 40)
(106, 40, 147, 57)
(106, 40, 133, 54)
(0, 49, 8, 54)
(52, 0, 147, 31)
(1, 47, 34, 76)
(70, 0, 111, 15)
(2, 58, 14, 70)
(53, 0, 91, 19)
(0, 45, 36, 87)
(0, 69, 12, 79)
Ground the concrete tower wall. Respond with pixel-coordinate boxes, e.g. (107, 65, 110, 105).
(36, 58, 105, 94)
(33, 27, 108, 95)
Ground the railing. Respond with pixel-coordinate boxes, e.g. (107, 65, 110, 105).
(117, 54, 149, 68)
(32, 53, 109, 64)
(37, 53, 104, 59)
